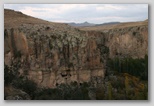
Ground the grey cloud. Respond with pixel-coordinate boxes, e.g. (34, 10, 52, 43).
(4, 4, 148, 24)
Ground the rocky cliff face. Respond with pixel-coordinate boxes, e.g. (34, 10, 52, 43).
(4, 9, 148, 88)
(105, 25, 148, 59)
(4, 24, 105, 88)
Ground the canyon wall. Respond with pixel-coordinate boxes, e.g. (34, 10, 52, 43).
(105, 25, 148, 59)
(4, 23, 148, 88)
(4, 25, 105, 88)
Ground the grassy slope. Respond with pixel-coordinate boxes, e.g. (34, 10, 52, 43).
(4, 9, 67, 29)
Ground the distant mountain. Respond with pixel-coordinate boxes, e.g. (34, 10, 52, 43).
(144, 19, 148, 22)
(67, 21, 95, 27)
(68, 21, 121, 27)
(95, 22, 120, 26)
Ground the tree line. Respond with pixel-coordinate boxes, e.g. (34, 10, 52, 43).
(107, 55, 148, 80)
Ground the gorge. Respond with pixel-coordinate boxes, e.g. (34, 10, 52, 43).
(4, 9, 148, 100)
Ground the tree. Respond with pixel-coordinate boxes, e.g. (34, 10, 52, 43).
(108, 82, 112, 100)
(125, 75, 129, 98)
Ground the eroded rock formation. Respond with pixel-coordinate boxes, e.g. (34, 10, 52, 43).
(4, 9, 148, 88)
(4, 27, 105, 88)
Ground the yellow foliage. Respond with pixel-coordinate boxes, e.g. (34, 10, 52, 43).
(108, 82, 112, 100)
(123, 73, 131, 77)
(138, 83, 145, 91)
(125, 75, 129, 95)
(132, 76, 139, 84)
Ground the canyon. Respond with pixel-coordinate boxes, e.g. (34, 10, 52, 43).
(4, 9, 148, 90)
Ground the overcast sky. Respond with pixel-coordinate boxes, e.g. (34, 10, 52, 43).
(4, 4, 148, 24)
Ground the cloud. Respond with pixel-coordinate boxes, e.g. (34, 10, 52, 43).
(96, 4, 124, 11)
(4, 4, 148, 24)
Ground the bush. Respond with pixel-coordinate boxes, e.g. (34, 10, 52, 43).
(4, 62, 37, 99)
(12, 77, 37, 97)
(33, 82, 90, 100)
(96, 87, 106, 100)
(4, 64, 16, 85)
